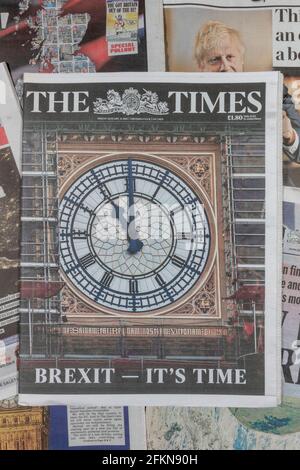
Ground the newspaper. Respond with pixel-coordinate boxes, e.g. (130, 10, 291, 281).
(0, 0, 165, 87)
(48, 406, 146, 449)
(146, 404, 300, 449)
(282, 186, 300, 398)
(0, 63, 22, 171)
(18, 71, 282, 407)
(0, 63, 22, 400)
(0, 401, 146, 449)
(0, 64, 146, 438)
(163, 0, 300, 188)
(106, 0, 140, 57)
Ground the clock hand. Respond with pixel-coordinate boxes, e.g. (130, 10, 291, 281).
(127, 159, 143, 254)
(110, 200, 127, 230)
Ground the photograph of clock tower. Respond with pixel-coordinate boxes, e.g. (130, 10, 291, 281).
(20, 128, 265, 395)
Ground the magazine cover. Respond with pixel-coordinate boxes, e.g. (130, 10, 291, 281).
(163, 0, 300, 188)
(0, 0, 164, 87)
(0, 63, 22, 399)
(18, 72, 281, 407)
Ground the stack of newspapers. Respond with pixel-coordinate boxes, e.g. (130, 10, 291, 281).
(0, 0, 299, 450)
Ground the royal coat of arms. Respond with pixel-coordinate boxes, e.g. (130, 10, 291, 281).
(93, 88, 169, 115)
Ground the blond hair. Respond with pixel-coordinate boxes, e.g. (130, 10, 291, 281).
(194, 21, 245, 67)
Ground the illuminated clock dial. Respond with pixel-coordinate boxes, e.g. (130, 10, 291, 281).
(59, 158, 212, 313)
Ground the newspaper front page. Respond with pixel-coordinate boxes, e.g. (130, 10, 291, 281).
(18, 71, 281, 407)
(163, 0, 300, 188)
(0, 63, 22, 400)
(0, 0, 164, 88)
(0, 63, 146, 439)
(48, 406, 146, 450)
(0, 402, 146, 449)
(282, 186, 300, 398)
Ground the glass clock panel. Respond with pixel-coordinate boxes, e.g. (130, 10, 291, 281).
(59, 158, 212, 313)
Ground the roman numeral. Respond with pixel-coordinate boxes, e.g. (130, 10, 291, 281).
(155, 274, 166, 287)
(99, 183, 111, 199)
(90, 170, 112, 199)
(79, 204, 95, 216)
(151, 171, 169, 200)
(79, 253, 95, 269)
(126, 178, 136, 193)
(172, 255, 185, 268)
(101, 272, 114, 288)
(72, 230, 88, 240)
(129, 279, 139, 294)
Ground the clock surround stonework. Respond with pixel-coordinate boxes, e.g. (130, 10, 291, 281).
(57, 135, 227, 327)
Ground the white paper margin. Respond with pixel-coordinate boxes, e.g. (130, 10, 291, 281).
(145, 0, 166, 71)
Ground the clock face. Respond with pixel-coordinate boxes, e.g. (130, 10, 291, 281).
(59, 157, 213, 314)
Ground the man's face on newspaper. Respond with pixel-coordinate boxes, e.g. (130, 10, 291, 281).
(198, 34, 244, 73)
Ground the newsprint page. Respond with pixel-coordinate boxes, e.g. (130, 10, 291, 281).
(48, 406, 146, 450)
(0, 402, 146, 450)
(0, 67, 146, 449)
(18, 72, 281, 407)
(163, 0, 300, 188)
(0, 63, 22, 400)
(283, 186, 300, 399)
(162, 0, 300, 410)
(0, 0, 165, 86)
